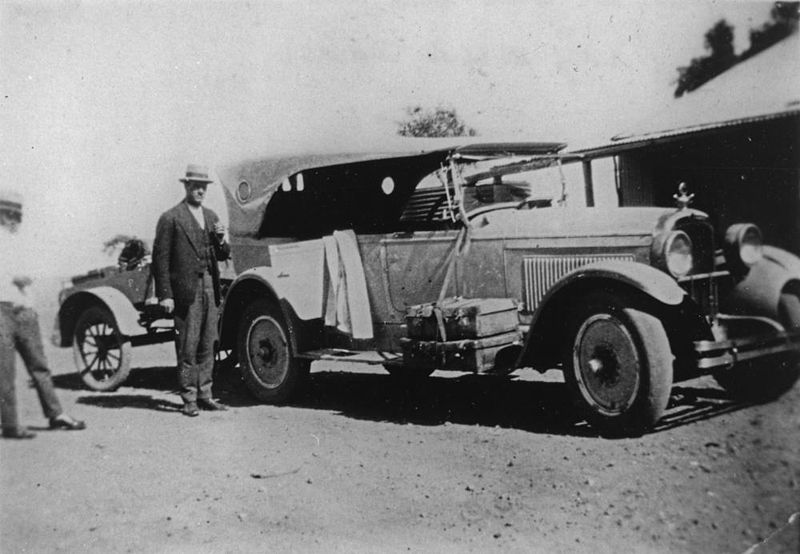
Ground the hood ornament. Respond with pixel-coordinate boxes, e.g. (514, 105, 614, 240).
(673, 182, 695, 210)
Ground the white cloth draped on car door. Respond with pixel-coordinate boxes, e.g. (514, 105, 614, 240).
(323, 230, 373, 339)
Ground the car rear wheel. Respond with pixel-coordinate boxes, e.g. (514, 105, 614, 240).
(564, 293, 674, 436)
(714, 291, 800, 401)
(72, 305, 132, 391)
(236, 299, 309, 403)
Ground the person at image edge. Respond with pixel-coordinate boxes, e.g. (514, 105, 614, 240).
(0, 189, 86, 439)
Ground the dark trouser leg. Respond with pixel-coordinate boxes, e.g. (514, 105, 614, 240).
(174, 299, 201, 405)
(0, 305, 20, 431)
(174, 274, 217, 405)
(196, 274, 217, 401)
(14, 307, 63, 419)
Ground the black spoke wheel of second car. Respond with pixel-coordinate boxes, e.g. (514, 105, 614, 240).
(564, 293, 674, 436)
(237, 299, 310, 403)
(72, 305, 132, 392)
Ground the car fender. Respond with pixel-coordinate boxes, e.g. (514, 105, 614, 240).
(218, 267, 309, 354)
(223, 266, 281, 302)
(723, 245, 800, 320)
(58, 286, 144, 346)
(537, 260, 686, 311)
(518, 260, 685, 369)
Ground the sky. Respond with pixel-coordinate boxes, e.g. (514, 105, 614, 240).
(0, 0, 777, 277)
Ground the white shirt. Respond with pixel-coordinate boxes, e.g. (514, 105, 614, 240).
(0, 225, 33, 306)
(187, 203, 205, 230)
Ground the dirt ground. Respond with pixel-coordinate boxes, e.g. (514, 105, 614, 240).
(2, 332, 799, 553)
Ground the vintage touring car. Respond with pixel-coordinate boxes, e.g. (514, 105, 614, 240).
(56, 142, 800, 435)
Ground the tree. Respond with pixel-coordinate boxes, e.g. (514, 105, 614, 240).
(397, 105, 477, 137)
(674, 19, 737, 97)
(103, 234, 150, 269)
(103, 234, 140, 256)
(741, 1, 799, 61)
(674, 2, 798, 97)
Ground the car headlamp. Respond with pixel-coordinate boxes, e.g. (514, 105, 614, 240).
(664, 230, 694, 278)
(725, 223, 763, 268)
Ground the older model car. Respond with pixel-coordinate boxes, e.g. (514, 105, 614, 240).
(211, 141, 800, 435)
(55, 240, 234, 391)
(54, 241, 172, 391)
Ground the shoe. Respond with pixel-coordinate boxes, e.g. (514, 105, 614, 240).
(49, 414, 87, 431)
(198, 398, 228, 411)
(2, 427, 36, 439)
(182, 403, 200, 417)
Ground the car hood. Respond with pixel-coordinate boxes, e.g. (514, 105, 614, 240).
(474, 206, 696, 240)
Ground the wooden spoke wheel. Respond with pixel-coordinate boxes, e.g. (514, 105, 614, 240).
(72, 305, 132, 391)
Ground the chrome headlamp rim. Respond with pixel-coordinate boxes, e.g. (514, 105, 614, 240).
(664, 230, 694, 278)
(726, 223, 763, 267)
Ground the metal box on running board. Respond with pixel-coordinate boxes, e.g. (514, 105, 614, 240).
(400, 330, 522, 373)
(405, 297, 520, 340)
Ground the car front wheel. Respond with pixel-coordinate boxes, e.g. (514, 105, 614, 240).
(72, 305, 132, 391)
(564, 293, 674, 436)
(236, 299, 309, 403)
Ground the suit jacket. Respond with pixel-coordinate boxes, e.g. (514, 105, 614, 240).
(152, 201, 231, 308)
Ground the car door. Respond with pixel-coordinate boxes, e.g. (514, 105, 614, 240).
(382, 229, 460, 316)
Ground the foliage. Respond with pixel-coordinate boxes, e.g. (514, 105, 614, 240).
(741, 1, 799, 62)
(103, 234, 148, 256)
(397, 106, 477, 138)
(674, 2, 798, 98)
(674, 20, 737, 98)
(103, 234, 150, 270)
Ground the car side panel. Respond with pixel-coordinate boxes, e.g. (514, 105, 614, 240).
(457, 237, 509, 300)
(381, 231, 459, 313)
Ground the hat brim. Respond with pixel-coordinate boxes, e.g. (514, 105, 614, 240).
(180, 178, 214, 184)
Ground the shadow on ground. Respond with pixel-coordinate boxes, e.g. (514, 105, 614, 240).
(55, 366, 189, 413)
(53, 366, 179, 392)
(55, 365, 754, 437)
(76, 394, 183, 413)
(656, 385, 753, 432)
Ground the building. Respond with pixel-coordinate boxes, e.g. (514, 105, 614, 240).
(571, 32, 800, 253)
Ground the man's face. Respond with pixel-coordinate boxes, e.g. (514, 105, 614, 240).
(184, 181, 209, 207)
(0, 210, 21, 234)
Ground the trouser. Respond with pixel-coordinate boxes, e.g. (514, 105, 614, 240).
(0, 303, 63, 431)
(174, 273, 218, 405)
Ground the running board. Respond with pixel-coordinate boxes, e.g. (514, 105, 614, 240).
(297, 349, 401, 365)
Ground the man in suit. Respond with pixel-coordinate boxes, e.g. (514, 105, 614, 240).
(152, 165, 231, 417)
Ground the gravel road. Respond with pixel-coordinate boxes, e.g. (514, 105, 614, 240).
(1, 338, 798, 553)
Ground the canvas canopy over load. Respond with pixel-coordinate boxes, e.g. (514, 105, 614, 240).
(217, 142, 568, 241)
(57, 140, 800, 436)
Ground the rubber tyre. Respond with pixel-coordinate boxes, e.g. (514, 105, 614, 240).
(72, 305, 132, 391)
(564, 293, 674, 436)
(236, 299, 309, 403)
(714, 292, 800, 401)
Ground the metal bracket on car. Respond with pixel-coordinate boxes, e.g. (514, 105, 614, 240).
(694, 325, 800, 370)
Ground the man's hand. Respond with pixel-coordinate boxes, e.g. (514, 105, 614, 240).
(160, 298, 174, 314)
(213, 222, 227, 243)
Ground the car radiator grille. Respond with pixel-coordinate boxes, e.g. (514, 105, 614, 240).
(522, 254, 635, 311)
